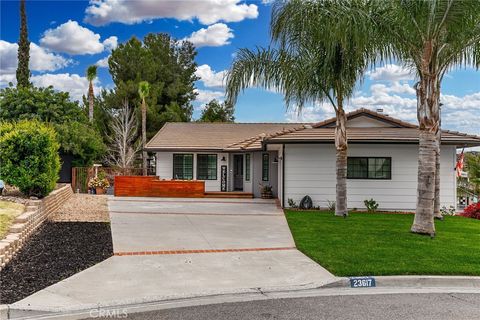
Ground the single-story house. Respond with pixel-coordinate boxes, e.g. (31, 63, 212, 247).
(145, 108, 480, 211)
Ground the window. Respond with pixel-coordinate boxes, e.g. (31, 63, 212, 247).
(173, 154, 193, 180)
(245, 154, 251, 181)
(197, 154, 217, 180)
(262, 153, 269, 181)
(347, 157, 391, 179)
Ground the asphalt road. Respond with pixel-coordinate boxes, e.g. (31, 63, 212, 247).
(119, 293, 480, 320)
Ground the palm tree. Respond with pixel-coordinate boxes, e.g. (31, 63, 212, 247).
(371, 0, 480, 235)
(138, 81, 150, 176)
(86, 65, 97, 122)
(226, 0, 380, 216)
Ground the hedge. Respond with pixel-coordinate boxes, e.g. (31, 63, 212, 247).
(0, 120, 60, 197)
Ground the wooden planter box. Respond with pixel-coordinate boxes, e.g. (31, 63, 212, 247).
(114, 176, 205, 198)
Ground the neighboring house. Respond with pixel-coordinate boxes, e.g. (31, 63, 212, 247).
(145, 108, 480, 211)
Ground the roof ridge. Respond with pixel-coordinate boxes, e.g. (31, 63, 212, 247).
(311, 108, 418, 129)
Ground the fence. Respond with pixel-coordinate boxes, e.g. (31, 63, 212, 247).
(71, 167, 153, 193)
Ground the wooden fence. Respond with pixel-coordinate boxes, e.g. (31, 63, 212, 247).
(71, 167, 152, 193)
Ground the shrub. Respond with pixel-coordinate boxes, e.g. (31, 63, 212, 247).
(326, 200, 336, 211)
(364, 198, 379, 213)
(0, 120, 60, 197)
(460, 203, 480, 220)
(287, 198, 298, 208)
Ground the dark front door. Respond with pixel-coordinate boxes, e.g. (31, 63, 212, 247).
(233, 155, 244, 191)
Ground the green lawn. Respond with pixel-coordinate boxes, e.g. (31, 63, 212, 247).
(285, 210, 480, 277)
(0, 201, 25, 239)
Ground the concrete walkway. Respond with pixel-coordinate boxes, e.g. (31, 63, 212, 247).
(11, 197, 336, 312)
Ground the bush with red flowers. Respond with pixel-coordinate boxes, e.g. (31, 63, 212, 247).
(460, 202, 480, 220)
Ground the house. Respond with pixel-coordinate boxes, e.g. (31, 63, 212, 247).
(145, 108, 480, 211)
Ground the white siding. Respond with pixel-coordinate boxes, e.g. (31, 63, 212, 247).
(156, 151, 228, 192)
(284, 144, 456, 211)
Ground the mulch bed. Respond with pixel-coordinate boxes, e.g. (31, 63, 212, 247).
(0, 221, 113, 304)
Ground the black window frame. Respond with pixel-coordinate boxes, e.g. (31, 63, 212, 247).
(245, 153, 251, 181)
(262, 153, 269, 181)
(196, 154, 218, 180)
(173, 154, 194, 180)
(347, 157, 392, 180)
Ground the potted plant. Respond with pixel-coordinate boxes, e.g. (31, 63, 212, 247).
(260, 184, 273, 199)
(88, 174, 110, 195)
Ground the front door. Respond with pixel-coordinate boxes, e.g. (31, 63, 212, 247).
(233, 155, 244, 191)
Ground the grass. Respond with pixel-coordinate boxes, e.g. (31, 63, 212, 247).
(285, 210, 480, 277)
(0, 201, 24, 239)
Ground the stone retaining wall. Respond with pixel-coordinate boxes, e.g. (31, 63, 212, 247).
(0, 184, 73, 270)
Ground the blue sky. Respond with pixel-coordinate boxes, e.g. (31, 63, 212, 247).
(1, 0, 479, 134)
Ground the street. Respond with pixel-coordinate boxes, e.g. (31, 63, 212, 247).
(120, 293, 480, 320)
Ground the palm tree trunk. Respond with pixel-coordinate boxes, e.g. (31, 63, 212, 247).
(335, 106, 348, 217)
(411, 77, 440, 235)
(434, 128, 443, 220)
(88, 81, 94, 122)
(142, 98, 147, 176)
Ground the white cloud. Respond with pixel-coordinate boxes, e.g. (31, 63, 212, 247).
(285, 102, 335, 123)
(0, 40, 71, 86)
(185, 23, 234, 48)
(95, 55, 110, 68)
(40, 20, 117, 55)
(368, 64, 415, 81)
(31, 73, 101, 101)
(195, 64, 226, 88)
(84, 0, 258, 26)
(194, 88, 224, 103)
(0, 40, 70, 74)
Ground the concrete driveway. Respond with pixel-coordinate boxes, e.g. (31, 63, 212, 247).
(12, 197, 336, 313)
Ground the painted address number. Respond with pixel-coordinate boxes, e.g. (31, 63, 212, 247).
(350, 277, 376, 288)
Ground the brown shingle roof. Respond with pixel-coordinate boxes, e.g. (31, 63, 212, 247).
(265, 127, 480, 146)
(313, 108, 418, 128)
(145, 122, 307, 151)
(145, 109, 480, 151)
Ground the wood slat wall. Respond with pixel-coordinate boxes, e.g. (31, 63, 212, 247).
(114, 176, 205, 197)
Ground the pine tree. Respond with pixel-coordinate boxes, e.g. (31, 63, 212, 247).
(16, 0, 30, 87)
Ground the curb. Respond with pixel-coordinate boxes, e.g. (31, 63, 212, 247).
(323, 275, 480, 289)
(7, 276, 480, 320)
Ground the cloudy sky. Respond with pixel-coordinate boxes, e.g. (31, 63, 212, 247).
(1, 0, 479, 134)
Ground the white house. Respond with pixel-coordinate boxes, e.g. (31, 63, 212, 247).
(145, 108, 480, 211)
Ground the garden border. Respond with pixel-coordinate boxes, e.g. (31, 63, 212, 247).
(0, 184, 73, 270)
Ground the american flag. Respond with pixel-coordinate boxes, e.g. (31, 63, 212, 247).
(456, 149, 465, 177)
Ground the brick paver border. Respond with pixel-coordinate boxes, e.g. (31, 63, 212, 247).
(109, 211, 283, 216)
(114, 247, 296, 256)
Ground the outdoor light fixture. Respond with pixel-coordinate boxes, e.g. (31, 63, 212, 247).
(221, 156, 226, 162)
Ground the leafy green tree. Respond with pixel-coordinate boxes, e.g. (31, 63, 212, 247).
(0, 86, 106, 165)
(199, 99, 235, 122)
(226, 0, 380, 216)
(0, 120, 60, 197)
(138, 81, 150, 175)
(54, 122, 106, 166)
(371, 0, 480, 235)
(0, 86, 87, 123)
(465, 152, 480, 196)
(109, 33, 198, 139)
(86, 65, 98, 122)
(16, 0, 30, 88)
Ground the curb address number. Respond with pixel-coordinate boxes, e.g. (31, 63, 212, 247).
(350, 277, 376, 288)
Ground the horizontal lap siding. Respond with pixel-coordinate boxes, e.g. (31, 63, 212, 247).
(284, 144, 456, 211)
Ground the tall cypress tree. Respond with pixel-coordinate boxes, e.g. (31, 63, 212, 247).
(16, 0, 30, 87)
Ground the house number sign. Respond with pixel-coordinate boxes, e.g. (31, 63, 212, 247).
(221, 165, 227, 192)
(350, 277, 376, 288)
